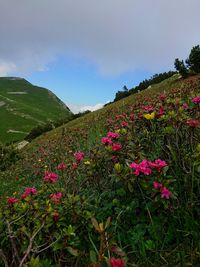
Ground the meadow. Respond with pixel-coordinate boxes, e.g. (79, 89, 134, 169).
(0, 74, 200, 266)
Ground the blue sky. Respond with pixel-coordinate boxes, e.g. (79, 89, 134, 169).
(25, 56, 153, 111)
(0, 0, 200, 113)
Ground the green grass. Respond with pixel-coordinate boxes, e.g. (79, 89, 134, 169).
(0, 77, 72, 143)
(0, 74, 200, 266)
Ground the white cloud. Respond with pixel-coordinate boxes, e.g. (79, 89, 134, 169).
(67, 103, 105, 114)
(0, 61, 16, 76)
(0, 0, 200, 76)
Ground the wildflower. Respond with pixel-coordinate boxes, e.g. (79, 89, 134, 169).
(121, 121, 128, 127)
(182, 103, 189, 110)
(21, 187, 37, 199)
(129, 160, 152, 176)
(153, 181, 162, 189)
(186, 120, 200, 127)
(143, 112, 155, 120)
(143, 106, 154, 111)
(84, 160, 91, 165)
(101, 137, 113, 145)
(52, 211, 59, 221)
(149, 159, 168, 169)
(7, 197, 18, 205)
(43, 171, 58, 183)
(159, 94, 166, 101)
(72, 162, 78, 171)
(112, 143, 122, 151)
(192, 96, 200, 103)
(157, 106, 165, 117)
(110, 257, 125, 267)
(107, 131, 120, 139)
(57, 162, 67, 170)
(74, 151, 84, 162)
(160, 187, 172, 199)
(50, 192, 62, 204)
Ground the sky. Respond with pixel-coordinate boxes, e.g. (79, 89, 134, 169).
(0, 0, 200, 113)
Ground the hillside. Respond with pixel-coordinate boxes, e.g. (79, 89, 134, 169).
(0, 74, 200, 266)
(0, 77, 72, 144)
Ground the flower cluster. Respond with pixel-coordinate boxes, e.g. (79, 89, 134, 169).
(57, 162, 67, 170)
(50, 192, 63, 204)
(21, 187, 37, 199)
(153, 181, 172, 199)
(192, 95, 200, 103)
(110, 257, 125, 267)
(7, 197, 18, 205)
(129, 159, 167, 176)
(74, 151, 85, 162)
(129, 159, 152, 176)
(43, 171, 59, 183)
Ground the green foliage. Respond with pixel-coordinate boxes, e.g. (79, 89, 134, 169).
(174, 44, 200, 77)
(0, 142, 21, 171)
(0, 74, 200, 266)
(114, 71, 177, 102)
(174, 58, 188, 77)
(186, 45, 200, 73)
(0, 77, 72, 144)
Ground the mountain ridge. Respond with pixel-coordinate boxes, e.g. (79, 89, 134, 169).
(0, 77, 72, 144)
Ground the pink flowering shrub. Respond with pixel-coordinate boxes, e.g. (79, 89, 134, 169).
(43, 171, 59, 183)
(192, 95, 200, 103)
(21, 187, 37, 199)
(7, 197, 18, 205)
(74, 151, 85, 162)
(110, 257, 125, 267)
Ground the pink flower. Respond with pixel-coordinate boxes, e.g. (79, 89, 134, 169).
(44, 171, 59, 183)
(21, 187, 37, 199)
(110, 257, 125, 267)
(160, 187, 172, 199)
(186, 120, 200, 127)
(159, 94, 166, 101)
(121, 121, 128, 127)
(192, 96, 200, 103)
(57, 162, 67, 170)
(72, 162, 78, 170)
(157, 106, 165, 117)
(143, 106, 154, 111)
(52, 211, 59, 221)
(149, 159, 168, 169)
(129, 160, 152, 176)
(153, 181, 162, 189)
(7, 197, 18, 205)
(74, 151, 84, 162)
(182, 103, 189, 110)
(101, 137, 113, 145)
(112, 143, 122, 151)
(107, 131, 120, 139)
(50, 192, 62, 204)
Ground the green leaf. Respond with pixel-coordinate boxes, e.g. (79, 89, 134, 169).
(90, 250, 97, 263)
(91, 217, 100, 231)
(128, 182, 133, 192)
(67, 246, 79, 257)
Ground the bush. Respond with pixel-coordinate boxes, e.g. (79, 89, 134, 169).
(0, 143, 21, 171)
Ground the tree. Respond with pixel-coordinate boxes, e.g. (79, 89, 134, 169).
(174, 58, 188, 77)
(186, 45, 200, 73)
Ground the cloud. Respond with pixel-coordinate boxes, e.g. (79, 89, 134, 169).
(0, 0, 200, 76)
(0, 61, 16, 76)
(67, 102, 105, 114)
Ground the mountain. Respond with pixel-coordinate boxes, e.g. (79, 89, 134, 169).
(0, 77, 72, 144)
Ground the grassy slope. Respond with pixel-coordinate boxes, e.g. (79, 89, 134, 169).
(0, 77, 72, 143)
(0, 73, 194, 198)
(0, 74, 200, 266)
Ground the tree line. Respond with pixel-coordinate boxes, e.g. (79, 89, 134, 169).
(113, 44, 200, 102)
